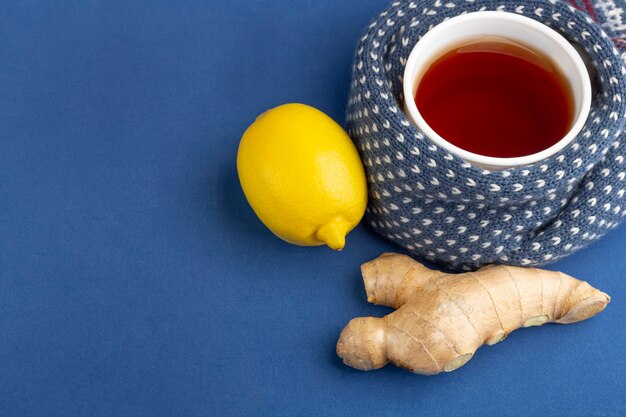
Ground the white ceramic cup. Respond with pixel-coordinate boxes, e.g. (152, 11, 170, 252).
(403, 11, 592, 170)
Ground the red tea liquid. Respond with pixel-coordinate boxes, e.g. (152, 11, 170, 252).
(414, 37, 575, 158)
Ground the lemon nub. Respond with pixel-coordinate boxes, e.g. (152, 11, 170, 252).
(316, 218, 349, 251)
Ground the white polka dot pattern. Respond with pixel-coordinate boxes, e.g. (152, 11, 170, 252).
(347, 0, 626, 270)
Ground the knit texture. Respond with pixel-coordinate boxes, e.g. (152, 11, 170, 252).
(347, 0, 626, 270)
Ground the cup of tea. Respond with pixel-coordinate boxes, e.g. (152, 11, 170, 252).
(403, 11, 592, 170)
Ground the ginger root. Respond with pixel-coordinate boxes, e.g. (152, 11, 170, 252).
(337, 253, 610, 375)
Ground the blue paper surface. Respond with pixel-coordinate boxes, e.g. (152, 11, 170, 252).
(0, 1, 624, 416)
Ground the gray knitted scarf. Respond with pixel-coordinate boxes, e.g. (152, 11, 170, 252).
(347, 0, 626, 270)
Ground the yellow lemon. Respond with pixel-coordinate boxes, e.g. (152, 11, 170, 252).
(237, 103, 367, 250)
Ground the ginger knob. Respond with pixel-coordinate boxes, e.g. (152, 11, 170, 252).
(337, 253, 610, 375)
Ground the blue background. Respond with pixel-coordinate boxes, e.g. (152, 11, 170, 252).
(0, 1, 624, 416)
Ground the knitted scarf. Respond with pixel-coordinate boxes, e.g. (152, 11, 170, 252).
(347, 0, 626, 270)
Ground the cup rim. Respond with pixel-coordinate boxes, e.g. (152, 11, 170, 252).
(402, 11, 592, 169)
